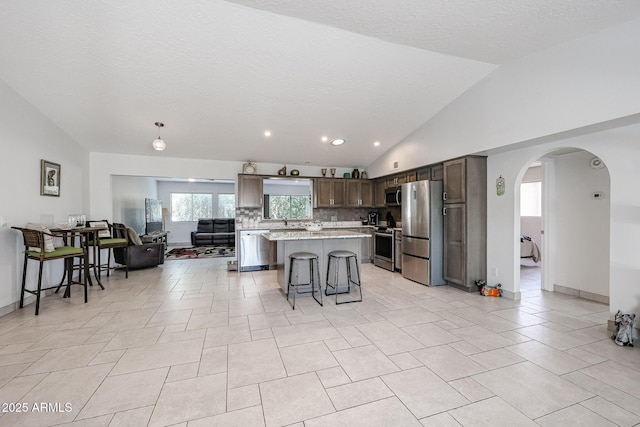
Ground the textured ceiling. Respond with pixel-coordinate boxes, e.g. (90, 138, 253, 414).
(228, 0, 640, 63)
(1, 0, 639, 169)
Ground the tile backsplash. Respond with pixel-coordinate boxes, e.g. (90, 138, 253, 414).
(234, 207, 400, 224)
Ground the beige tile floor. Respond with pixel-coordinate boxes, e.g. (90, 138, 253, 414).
(0, 257, 637, 426)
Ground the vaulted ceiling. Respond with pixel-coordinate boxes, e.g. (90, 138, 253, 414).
(1, 1, 639, 167)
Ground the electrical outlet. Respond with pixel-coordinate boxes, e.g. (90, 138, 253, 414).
(491, 267, 498, 276)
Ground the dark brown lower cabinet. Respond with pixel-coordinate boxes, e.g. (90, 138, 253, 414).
(443, 203, 466, 286)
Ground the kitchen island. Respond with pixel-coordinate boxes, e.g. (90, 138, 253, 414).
(262, 230, 370, 294)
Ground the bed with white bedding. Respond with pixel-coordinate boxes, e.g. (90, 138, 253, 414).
(520, 235, 541, 263)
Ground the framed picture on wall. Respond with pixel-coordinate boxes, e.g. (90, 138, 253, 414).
(40, 159, 61, 197)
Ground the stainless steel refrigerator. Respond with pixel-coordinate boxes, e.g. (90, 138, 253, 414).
(401, 180, 445, 286)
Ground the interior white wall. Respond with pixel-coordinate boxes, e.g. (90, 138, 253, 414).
(112, 176, 159, 235)
(109, 177, 317, 245)
(0, 79, 89, 313)
(367, 17, 640, 177)
(89, 152, 354, 221)
(554, 151, 610, 296)
(522, 165, 542, 183)
(487, 125, 638, 320)
(157, 181, 235, 244)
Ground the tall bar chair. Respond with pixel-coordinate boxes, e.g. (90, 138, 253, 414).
(89, 221, 129, 279)
(12, 226, 87, 315)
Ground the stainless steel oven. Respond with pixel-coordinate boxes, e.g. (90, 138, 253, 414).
(374, 230, 394, 271)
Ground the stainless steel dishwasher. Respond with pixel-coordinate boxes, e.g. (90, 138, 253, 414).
(239, 229, 276, 272)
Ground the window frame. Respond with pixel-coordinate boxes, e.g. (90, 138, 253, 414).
(520, 181, 542, 217)
(217, 193, 236, 219)
(265, 194, 311, 220)
(170, 192, 214, 222)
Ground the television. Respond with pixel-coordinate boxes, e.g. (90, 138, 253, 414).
(145, 198, 163, 234)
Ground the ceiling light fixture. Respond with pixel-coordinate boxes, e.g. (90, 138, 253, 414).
(264, 130, 272, 137)
(321, 136, 328, 142)
(152, 122, 166, 151)
(331, 138, 345, 146)
(374, 141, 380, 147)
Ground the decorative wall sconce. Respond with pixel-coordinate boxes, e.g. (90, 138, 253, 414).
(496, 175, 505, 196)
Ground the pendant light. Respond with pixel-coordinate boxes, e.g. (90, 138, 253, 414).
(152, 122, 166, 151)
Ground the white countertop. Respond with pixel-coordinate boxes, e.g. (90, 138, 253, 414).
(262, 230, 371, 241)
(237, 221, 372, 230)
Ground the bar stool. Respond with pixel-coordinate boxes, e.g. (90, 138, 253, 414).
(12, 226, 88, 315)
(88, 221, 129, 279)
(287, 252, 323, 310)
(325, 250, 362, 305)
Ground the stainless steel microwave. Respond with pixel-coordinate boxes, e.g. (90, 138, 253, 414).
(385, 187, 401, 206)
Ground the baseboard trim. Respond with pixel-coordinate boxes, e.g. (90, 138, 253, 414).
(554, 284, 609, 304)
(501, 289, 521, 300)
(0, 289, 57, 317)
(0, 301, 19, 317)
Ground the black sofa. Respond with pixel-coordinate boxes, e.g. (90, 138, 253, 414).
(191, 218, 235, 247)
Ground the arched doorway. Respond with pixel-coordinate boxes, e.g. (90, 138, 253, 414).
(518, 160, 544, 294)
(515, 148, 611, 303)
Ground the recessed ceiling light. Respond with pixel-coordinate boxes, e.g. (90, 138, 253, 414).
(188, 178, 196, 182)
(321, 136, 328, 142)
(331, 138, 345, 146)
(374, 141, 380, 147)
(264, 130, 272, 137)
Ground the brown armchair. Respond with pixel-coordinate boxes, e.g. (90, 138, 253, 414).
(113, 226, 165, 270)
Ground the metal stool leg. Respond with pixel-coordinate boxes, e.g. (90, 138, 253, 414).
(35, 262, 44, 316)
(106, 248, 111, 277)
(287, 257, 295, 309)
(293, 259, 298, 309)
(311, 258, 323, 307)
(19, 254, 27, 309)
(334, 257, 340, 305)
(349, 255, 363, 303)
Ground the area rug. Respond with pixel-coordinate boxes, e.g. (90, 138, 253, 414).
(165, 246, 235, 260)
